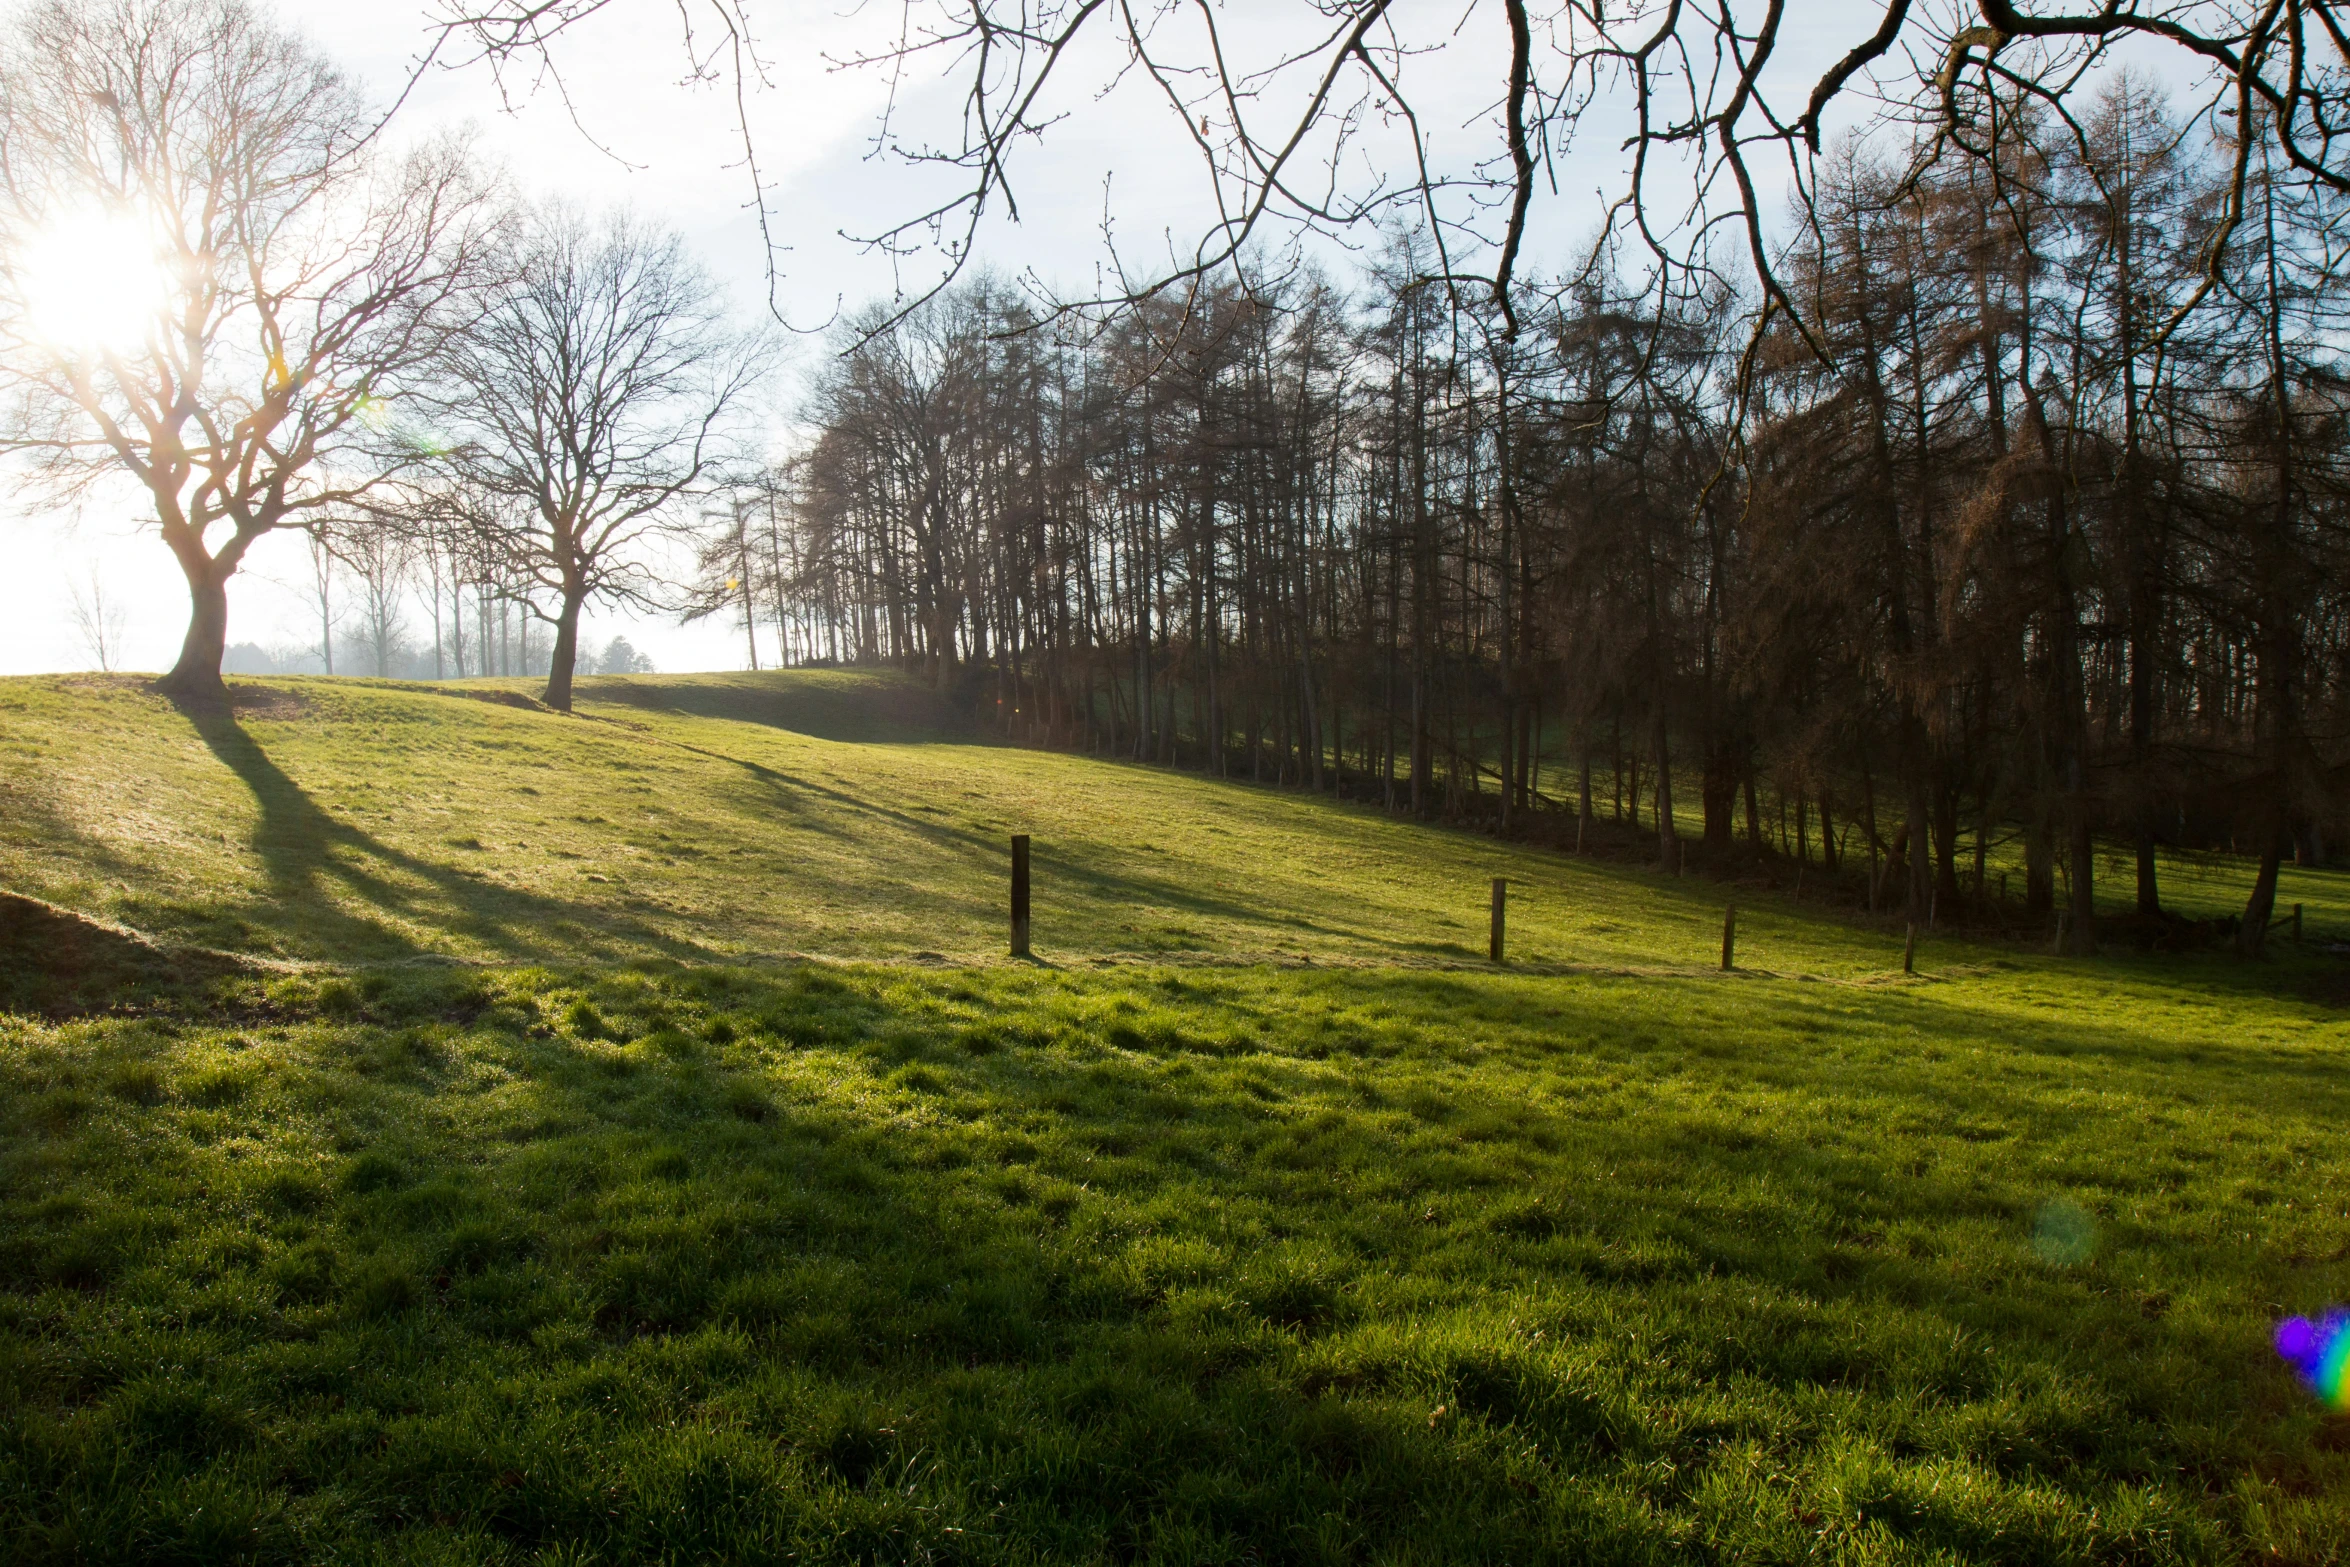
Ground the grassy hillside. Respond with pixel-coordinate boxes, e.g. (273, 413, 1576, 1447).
(3, 670, 2339, 974)
(2, 671, 2347, 1564)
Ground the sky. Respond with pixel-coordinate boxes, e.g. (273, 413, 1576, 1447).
(1, 0, 2173, 680)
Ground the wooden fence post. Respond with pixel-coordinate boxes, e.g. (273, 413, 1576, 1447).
(1010, 834, 1031, 958)
(1489, 878, 1507, 963)
(2293, 902, 2304, 943)
(1904, 922, 1918, 975)
(1720, 904, 1736, 971)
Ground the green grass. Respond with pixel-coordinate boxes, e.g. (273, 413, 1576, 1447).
(1, 670, 2347, 1564)
(8, 671, 2335, 973)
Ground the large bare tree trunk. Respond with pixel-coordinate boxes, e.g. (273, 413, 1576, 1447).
(544, 586, 586, 713)
(2240, 830, 2286, 958)
(159, 561, 232, 705)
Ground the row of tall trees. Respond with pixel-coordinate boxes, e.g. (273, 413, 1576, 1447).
(742, 87, 2347, 954)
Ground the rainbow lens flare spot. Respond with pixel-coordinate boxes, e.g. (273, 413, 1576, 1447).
(2276, 1312, 2350, 1410)
(2031, 1200, 2097, 1266)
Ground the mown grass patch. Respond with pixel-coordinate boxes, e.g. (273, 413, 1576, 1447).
(2, 959, 2346, 1563)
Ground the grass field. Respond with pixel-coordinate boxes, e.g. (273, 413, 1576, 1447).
(1, 671, 2346, 1564)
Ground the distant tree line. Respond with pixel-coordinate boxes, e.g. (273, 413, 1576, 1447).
(237, 521, 660, 683)
(726, 83, 2346, 955)
(219, 631, 653, 683)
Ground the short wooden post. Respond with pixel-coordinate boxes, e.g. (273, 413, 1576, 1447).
(1903, 921, 1918, 975)
(1720, 904, 1736, 971)
(2293, 902, 2304, 942)
(1489, 878, 1507, 963)
(1010, 834, 1031, 958)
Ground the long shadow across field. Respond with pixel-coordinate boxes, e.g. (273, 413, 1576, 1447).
(595, 675, 1559, 958)
(184, 707, 713, 964)
(582, 673, 973, 744)
(668, 736, 1396, 955)
(592, 677, 1937, 968)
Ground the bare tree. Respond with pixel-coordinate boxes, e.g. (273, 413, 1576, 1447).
(424, 2, 2350, 355)
(338, 518, 412, 677)
(688, 485, 769, 671)
(303, 529, 343, 676)
(0, 0, 497, 705)
(66, 566, 126, 672)
(428, 204, 771, 711)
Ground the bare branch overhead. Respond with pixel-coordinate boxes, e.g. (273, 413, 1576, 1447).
(422, 1, 2350, 348)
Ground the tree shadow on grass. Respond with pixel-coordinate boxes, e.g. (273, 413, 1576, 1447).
(664, 741, 1395, 956)
(1310, 961, 2350, 1127)
(11, 960, 2344, 1562)
(579, 671, 973, 745)
(0, 889, 255, 1016)
(182, 706, 718, 966)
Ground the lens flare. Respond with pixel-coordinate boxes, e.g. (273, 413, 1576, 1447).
(2277, 1312, 2350, 1410)
(14, 207, 170, 353)
(2031, 1200, 2097, 1266)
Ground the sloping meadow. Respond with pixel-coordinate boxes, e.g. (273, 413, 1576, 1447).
(1, 671, 2347, 1561)
(16, 670, 2335, 974)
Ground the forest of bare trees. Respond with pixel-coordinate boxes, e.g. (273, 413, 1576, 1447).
(710, 86, 2348, 957)
(4, 1, 2345, 961)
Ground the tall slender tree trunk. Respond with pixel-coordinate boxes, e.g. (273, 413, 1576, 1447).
(2129, 613, 2161, 917)
(1577, 749, 1593, 850)
(2241, 146, 2307, 958)
(1652, 701, 1677, 873)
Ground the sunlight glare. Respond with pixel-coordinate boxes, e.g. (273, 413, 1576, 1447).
(16, 208, 169, 353)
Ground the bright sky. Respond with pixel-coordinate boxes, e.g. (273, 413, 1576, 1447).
(0, 0, 2047, 678)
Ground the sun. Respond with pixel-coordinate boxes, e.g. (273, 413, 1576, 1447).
(14, 207, 171, 354)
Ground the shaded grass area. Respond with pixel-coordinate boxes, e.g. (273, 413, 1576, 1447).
(3, 960, 2348, 1564)
(0, 889, 256, 1018)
